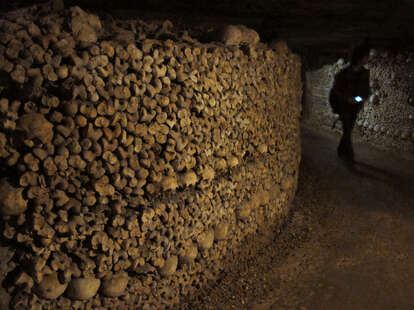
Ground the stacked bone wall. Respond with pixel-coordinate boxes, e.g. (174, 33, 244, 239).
(0, 3, 302, 309)
(304, 52, 414, 154)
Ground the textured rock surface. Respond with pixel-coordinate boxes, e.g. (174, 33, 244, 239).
(160, 256, 178, 277)
(16, 113, 54, 144)
(66, 277, 101, 300)
(70, 6, 102, 46)
(101, 273, 129, 297)
(220, 24, 260, 46)
(33, 273, 68, 299)
(0, 2, 301, 309)
(0, 179, 27, 215)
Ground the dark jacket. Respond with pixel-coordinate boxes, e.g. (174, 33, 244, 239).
(329, 66, 370, 115)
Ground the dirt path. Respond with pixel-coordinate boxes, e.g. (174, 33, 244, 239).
(182, 127, 414, 310)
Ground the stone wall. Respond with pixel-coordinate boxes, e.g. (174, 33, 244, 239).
(304, 51, 414, 154)
(0, 2, 302, 309)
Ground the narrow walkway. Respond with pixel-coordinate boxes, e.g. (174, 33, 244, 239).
(184, 128, 414, 310)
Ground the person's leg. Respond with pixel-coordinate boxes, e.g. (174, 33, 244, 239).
(338, 111, 357, 161)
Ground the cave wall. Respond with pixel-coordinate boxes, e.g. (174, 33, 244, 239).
(0, 2, 302, 309)
(304, 51, 414, 154)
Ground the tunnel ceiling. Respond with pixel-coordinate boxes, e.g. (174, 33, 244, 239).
(2, 0, 414, 59)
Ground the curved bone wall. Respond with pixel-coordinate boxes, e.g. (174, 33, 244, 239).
(0, 3, 302, 309)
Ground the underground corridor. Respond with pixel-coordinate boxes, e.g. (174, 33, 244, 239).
(0, 0, 413, 309)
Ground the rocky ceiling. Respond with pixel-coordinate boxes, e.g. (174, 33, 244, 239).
(1, 0, 414, 60)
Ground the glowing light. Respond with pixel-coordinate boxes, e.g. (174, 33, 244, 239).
(354, 96, 363, 103)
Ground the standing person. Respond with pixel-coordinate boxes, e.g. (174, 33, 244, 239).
(329, 42, 371, 162)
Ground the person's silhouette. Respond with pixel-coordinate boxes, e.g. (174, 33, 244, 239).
(329, 43, 371, 162)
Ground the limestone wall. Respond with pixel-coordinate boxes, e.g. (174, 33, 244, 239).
(0, 2, 302, 309)
(304, 52, 414, 154)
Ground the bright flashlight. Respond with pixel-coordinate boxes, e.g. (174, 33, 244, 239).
(354, 96, 363, 103)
